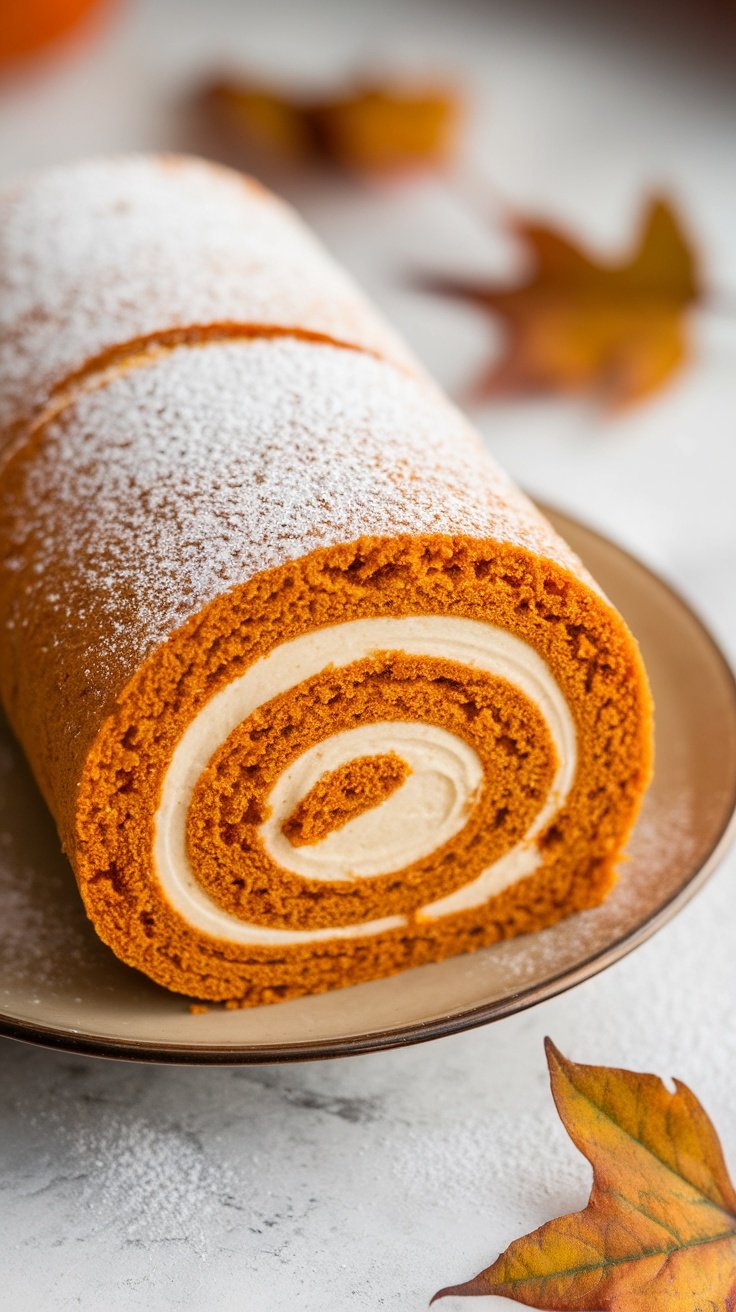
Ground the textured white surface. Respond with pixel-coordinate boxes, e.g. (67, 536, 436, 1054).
(1, 1, 735, 1310)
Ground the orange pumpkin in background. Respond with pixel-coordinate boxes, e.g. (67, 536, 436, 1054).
(0, 0, 107, 64)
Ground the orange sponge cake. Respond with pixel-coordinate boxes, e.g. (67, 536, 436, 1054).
(0, 156, 653, 1005)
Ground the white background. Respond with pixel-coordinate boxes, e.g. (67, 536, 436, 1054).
(1, 1, 735, 1308)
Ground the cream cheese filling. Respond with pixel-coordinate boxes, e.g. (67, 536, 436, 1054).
(153, 616, 577, 945)
(261, 722, 484, 880)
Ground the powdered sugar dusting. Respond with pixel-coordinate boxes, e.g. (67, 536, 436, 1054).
(2, 337, 584, 744)
(452, 787, 702, 992)
(391, 1108, 578, 1213)
(0, 154, 414, 436)
(0, 724, 108, 990)
(74, 1116, 238, 1250)
(0, 153, 592, 800)
(17, 1077, 240, 1255)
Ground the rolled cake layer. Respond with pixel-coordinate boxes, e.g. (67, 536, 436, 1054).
(0, 155, 413, 444)
(0, 156, 653, 1004)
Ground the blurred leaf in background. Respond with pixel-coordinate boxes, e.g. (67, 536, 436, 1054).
(203, 75, 461, 174)
(420, 195, 700, 410)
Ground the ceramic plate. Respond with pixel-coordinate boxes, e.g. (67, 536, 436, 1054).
(1, 507, 735, 1063)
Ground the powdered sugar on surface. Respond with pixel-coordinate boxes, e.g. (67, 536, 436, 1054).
(9, 1060, 242, 1258)
(74, 1116, 239, 1251)
(0, 720, 111, 992)
(0, 154, 413, 435)
(472, 792, 702, 989)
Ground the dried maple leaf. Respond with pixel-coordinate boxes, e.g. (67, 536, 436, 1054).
(422, 197, 700, 408)
(203, 82, 314, 161)
(433, 1039, 736, 1310)
(310, 87, 459, 171)
(204, 77, 460, 172)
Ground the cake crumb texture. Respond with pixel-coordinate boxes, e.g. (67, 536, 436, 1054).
(282, 753, 413, 848)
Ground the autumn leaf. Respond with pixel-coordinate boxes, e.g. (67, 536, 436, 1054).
(203, 76, 460, 173)
(421, 196, 700, 408)
(433, 1039, 736, 1310)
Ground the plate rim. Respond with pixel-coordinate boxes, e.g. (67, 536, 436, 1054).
(2, 504, 736, 1065)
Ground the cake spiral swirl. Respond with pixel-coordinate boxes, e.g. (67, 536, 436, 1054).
(156, 616, 575, 946)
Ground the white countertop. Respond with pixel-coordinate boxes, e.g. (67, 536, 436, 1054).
(1, 2, 735, 1308)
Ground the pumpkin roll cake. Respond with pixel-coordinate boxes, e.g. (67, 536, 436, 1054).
(0, 156, 653, 1005)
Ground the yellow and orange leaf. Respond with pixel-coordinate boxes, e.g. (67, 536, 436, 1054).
(204, 76, 460, 173)
(433, 1039, 736, 1310)
(422, 196, 700, 408)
